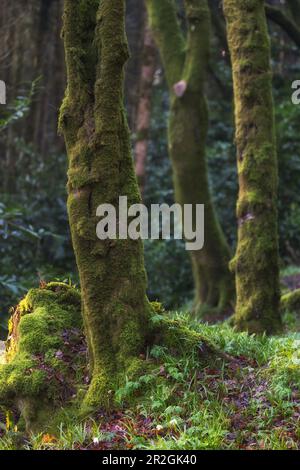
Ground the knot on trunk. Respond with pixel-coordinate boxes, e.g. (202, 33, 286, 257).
(173, 80, 187, 98)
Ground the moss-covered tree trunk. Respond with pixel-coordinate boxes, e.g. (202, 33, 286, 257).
(59, 0, 151, 413)
(224, 0, 281, 334)
(146, 0, 234, 313)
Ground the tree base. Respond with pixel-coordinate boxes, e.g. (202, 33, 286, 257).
(0, 287, 225, 432)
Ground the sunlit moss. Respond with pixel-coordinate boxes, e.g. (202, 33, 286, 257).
(0, 283, 83, 432)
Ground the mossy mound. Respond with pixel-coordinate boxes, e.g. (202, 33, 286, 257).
(0, 287, 223, 433)
(0, 282, 86, 432)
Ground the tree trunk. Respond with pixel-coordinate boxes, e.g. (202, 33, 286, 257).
(134, 25, 157, 197)
(224, 0, 281, 334)
(59, 0, 152, 413)
(146, 0, 234, 314)
(125, 0, 147, 132)
(0, 0, 65, 193)
(28, 0, 66, 159)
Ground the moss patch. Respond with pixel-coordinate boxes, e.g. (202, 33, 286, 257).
(0, 283, 86, 432)
(281, 289, 300, 315)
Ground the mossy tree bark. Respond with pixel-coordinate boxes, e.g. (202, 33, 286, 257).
(146, 0, 234, 314)
(224, 0, 281, 334)
(59, 0, 152, 413)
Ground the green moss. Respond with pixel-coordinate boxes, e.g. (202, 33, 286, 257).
(151, 301, 166, 315)
(0, 283, 84, 431)
(281, 290, 300, 314)
(224, 0, 281, 334)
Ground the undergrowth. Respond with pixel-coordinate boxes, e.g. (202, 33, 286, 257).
(1, 308, 300, 450)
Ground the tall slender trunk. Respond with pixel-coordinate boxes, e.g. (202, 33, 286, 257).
(224, 0, 281, 334)
(59, 0, 152, 413)
(0, 0, 65, 193)
(134, 25, 157, 197)
(146, 0, 234, 313)
(125, 0, 147, 132)
(28, 0, 65, 159)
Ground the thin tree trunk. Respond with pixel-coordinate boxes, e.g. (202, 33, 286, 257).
(134, 25, 157, 197)
(224, 0, 281, 334)
(146, 0, 234, 314)
(59, 0, 152, 413)
(125, 0, 147, 132)
(28, 0, 65, 159)
(0, 0, 65, 193)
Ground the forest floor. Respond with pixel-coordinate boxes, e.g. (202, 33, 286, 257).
(0, 269, 300, 450)
(0, 313, 300, 450)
